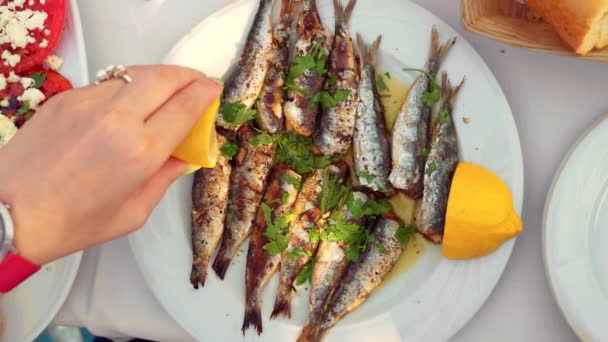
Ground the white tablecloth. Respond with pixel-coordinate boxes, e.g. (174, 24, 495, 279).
(55, 0, 608, 340)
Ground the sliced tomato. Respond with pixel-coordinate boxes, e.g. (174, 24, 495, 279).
(28, 68, 73, 98)
(0, 0, 67, 75)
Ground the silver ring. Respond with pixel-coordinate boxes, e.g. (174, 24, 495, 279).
(95, 65, 132, 84)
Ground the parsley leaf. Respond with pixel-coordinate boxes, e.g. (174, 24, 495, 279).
(384, 71, 391, 79)
(325, 274, 333, 283)
(315, 155, 332, 169)
(427, 161, 438, 174)
(262, 203, 297, 256)
(282, 173, 302, 191)
(422, 80, 441, 107)
(318, 168, 349, 215)
(220, 141, 239, 159)
(295, 259, 315, 286)
(16, 101, 30, 116)
(273, 132, 327, 174)
(29, 72, 46, 88)
(249, 132, 275, 146)
(284, 39, 327, 95)
(394, 225, 416, 245)
(421, 147, 430, 158)
(359, 170, 374, 184)
(345, 247, 360, 262)
(439, 109, 450, 124)
(376, 74, 388, 92)
(326, 73, 337, 86)
(309, 227, 321, 245)
(345, 192, 391, 220)
(287, 246, 312, 261)
(402, 68, 442, 107)
(281, 192, 290, 205)
(222, 101, 257, 126)
(308, 89, 351, 110)
(377, 243, 387, 254)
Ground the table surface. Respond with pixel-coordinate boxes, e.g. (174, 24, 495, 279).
(55, 0, 608, 340)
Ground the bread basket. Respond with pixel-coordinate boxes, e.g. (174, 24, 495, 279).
(461, 0, 608, 63)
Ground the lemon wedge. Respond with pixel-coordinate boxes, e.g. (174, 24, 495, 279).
(443, 162, 523, 259)
(171, 95, 221, 173)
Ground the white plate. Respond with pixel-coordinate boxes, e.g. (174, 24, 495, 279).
(543, 113, 608, 341)
(0, 1, 88, 341)
(129, 0, 523, 341)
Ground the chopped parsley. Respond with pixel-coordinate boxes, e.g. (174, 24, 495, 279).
(439, 109, 450, 124)
(326, 73, 337, 86)
(222, 101, 257, 127)
(287, 246, 312, 261)
(284, 39, 327, 95)
(220, 141, 239, 159)
(308, 89, 351, 110)
(325, 274, 333, 283)
(318, 167, 349, 215)
(377, 243, 387, 254)
(402, 68, 442, 107)
(394, 225, 416, 245)
(16, 101, 30, 116)
(262, 203, 297, 256)
(384, 71, 391, 79)
(30, 72, 46, 88)
(376, 74, 388, 92)
(249, 132, 274, 146)
(295, 259, 315, 286)
(421, 147, 430, 158)
(359, 170, 374, 184)
(281, 192, 290, 205)
(282, 173, 302, 191)
(345, 192, 391, 220)
(427, 161, 438, 174)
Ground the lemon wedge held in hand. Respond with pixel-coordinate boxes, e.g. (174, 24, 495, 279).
(442, 162, 523, 259)
(172, 95, 221, 173)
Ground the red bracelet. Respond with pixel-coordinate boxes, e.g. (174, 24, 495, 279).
(0, 252, 40, 293)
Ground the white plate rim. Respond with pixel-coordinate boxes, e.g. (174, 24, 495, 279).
(542, 113, 608, 341)
(2, 0, 87, 340)
(129, 0, 524, 340)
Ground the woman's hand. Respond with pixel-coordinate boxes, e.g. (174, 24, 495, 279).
(0, 65, 223, 265)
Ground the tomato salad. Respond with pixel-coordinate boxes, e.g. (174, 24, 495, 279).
(0, 0, 72, 131)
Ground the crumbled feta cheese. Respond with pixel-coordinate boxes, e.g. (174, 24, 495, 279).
(1, 50, 21, 67)
(20, 76, 33, 89)
(0, 99, 8, 107)
(0, 3, 49, 55)
(0, 114, 18, 148)
(0, 74, 5, 91)
(18, 87, 45, 108)
(7, 71, 20, 83)
(39, 38, 47, 47)
(44, 54, 63, 71)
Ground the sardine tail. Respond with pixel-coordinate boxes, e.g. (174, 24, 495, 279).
(190, 265, 208, 289)
(356, 34, 381, 66)
(334, 0, 357, 25)
(429, 26, 456, 69)
(242, 304, 264, 335)
(297, 324, 322, 342)
(270, 295, 292, 319)
(211, 248, 233, 280)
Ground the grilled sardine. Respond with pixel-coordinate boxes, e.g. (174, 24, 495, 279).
(212, 125, 276, 279)
(190, 132, 232, 288)
(284, 0, 332, 136)
(218, 0, 275, 130)
(389, 27, 455, 199)
(305, 192, 368, 334)
(353, 34, 392, 193)
(242, 165, 301, 335)
(314, 0, 359, 156)
(414, 72, 463, 243)
(299, 217, 405, 341)
(271, 162, 349, 319)
(256, 0, 296, 134)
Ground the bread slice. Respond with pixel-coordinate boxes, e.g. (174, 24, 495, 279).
(526, 0, 608, 55)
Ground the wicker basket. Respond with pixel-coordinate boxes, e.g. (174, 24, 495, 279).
(461, 0, 608, 63)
